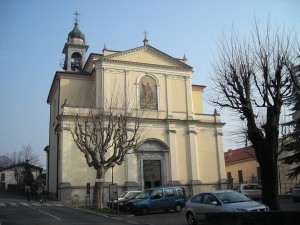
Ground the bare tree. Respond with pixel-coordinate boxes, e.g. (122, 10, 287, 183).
(67, 91, 145, 209)
(0, 155, 11, 170)
(209, 20, 299, 209)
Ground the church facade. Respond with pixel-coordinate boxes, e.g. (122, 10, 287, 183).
(46, 18, 227, 202)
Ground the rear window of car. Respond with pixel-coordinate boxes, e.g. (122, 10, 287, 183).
(165, 188, 175, 197)
(175, 187, 185, 197)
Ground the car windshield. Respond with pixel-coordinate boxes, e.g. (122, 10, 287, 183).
(135, 190, 153, 199)
(215, 192, 251, 204)
(118, 192, 128, 198)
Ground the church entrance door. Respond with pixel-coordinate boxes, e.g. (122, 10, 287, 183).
(143, 160, 161, 189)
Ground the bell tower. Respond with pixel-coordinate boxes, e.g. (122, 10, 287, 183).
(62, 11, 89, 71)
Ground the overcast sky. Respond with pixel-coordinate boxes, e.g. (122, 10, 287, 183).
(0, 0, 299, 167)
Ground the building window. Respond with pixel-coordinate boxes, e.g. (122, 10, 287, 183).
(238, 170, 243, 183)
(0, 173, 5, 181)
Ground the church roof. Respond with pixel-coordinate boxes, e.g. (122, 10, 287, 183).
(99, 44, 193, 71)
(224, 146, 256, 164)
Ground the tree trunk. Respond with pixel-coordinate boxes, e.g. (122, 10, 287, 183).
(259, 153, 280, 210)
(93, 167, 105, 209)
(253, 137, 280, 210)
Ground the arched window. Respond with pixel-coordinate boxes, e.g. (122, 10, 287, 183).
(140, 75, 158, 110)
(71, 52, 82, 71)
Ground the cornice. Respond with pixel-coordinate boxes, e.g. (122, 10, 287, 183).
(100, 58, 192, 72)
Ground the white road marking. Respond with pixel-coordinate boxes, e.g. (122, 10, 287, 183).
(38, 210, 61, 220)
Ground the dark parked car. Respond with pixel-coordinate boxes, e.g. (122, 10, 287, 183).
(185, 190, 269, 225)
(107, 191, 141, 210)
(291, 183, 300, 202)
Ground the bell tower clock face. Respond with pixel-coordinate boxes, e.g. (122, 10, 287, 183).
(71, 52, 82, 71)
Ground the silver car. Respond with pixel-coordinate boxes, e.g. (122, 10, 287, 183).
(234, 183, 262, 200)
(185, 190, 269, 225)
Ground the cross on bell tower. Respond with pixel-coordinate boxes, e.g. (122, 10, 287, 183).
(73, 10, 80, 24)
(61, 11, 89, 72)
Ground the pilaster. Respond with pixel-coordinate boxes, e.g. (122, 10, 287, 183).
(166, 124, 178, 183)
(165, 74, 173, 118)
(185, 77, 194, 119)
(187, 127, 199, 181)
(125, 153, 138, 186)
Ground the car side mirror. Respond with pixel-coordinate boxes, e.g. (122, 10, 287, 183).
(211, 201, 218, 205)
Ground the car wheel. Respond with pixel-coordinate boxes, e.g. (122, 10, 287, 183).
(141, 206, 148, 215)
(174, 203, 182, 212)
(186, 212, 197, 225)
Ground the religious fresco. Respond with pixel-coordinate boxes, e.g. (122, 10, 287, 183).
(140, 75, 158, 110)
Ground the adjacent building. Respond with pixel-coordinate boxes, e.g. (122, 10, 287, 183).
(0, 163, 43, 192)
(225, 146, 297, 195)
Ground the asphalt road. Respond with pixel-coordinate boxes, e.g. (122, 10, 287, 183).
(0, 192, 185, 225)
(0, 192, 299, 225)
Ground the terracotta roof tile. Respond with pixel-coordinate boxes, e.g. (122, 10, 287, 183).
(224, 146, 256, 163)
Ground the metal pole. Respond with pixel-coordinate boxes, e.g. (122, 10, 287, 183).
(112, 166, 114, 184)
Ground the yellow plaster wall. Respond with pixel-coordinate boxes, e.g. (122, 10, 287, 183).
(192, 89, 203, 114)
(60, 78, 93, 107)
(197, 130, 220, 183)
(170, 79, 186, 112)
(61, 131, 128, 186)
(62, 133, 96, 185)
(105, 163, 126, 185)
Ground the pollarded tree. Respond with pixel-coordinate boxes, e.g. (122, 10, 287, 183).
(68, 93, 145, 209)
(209, 20, 299, 209)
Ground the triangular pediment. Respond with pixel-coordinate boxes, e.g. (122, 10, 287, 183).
(101, 45, 192, 70)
